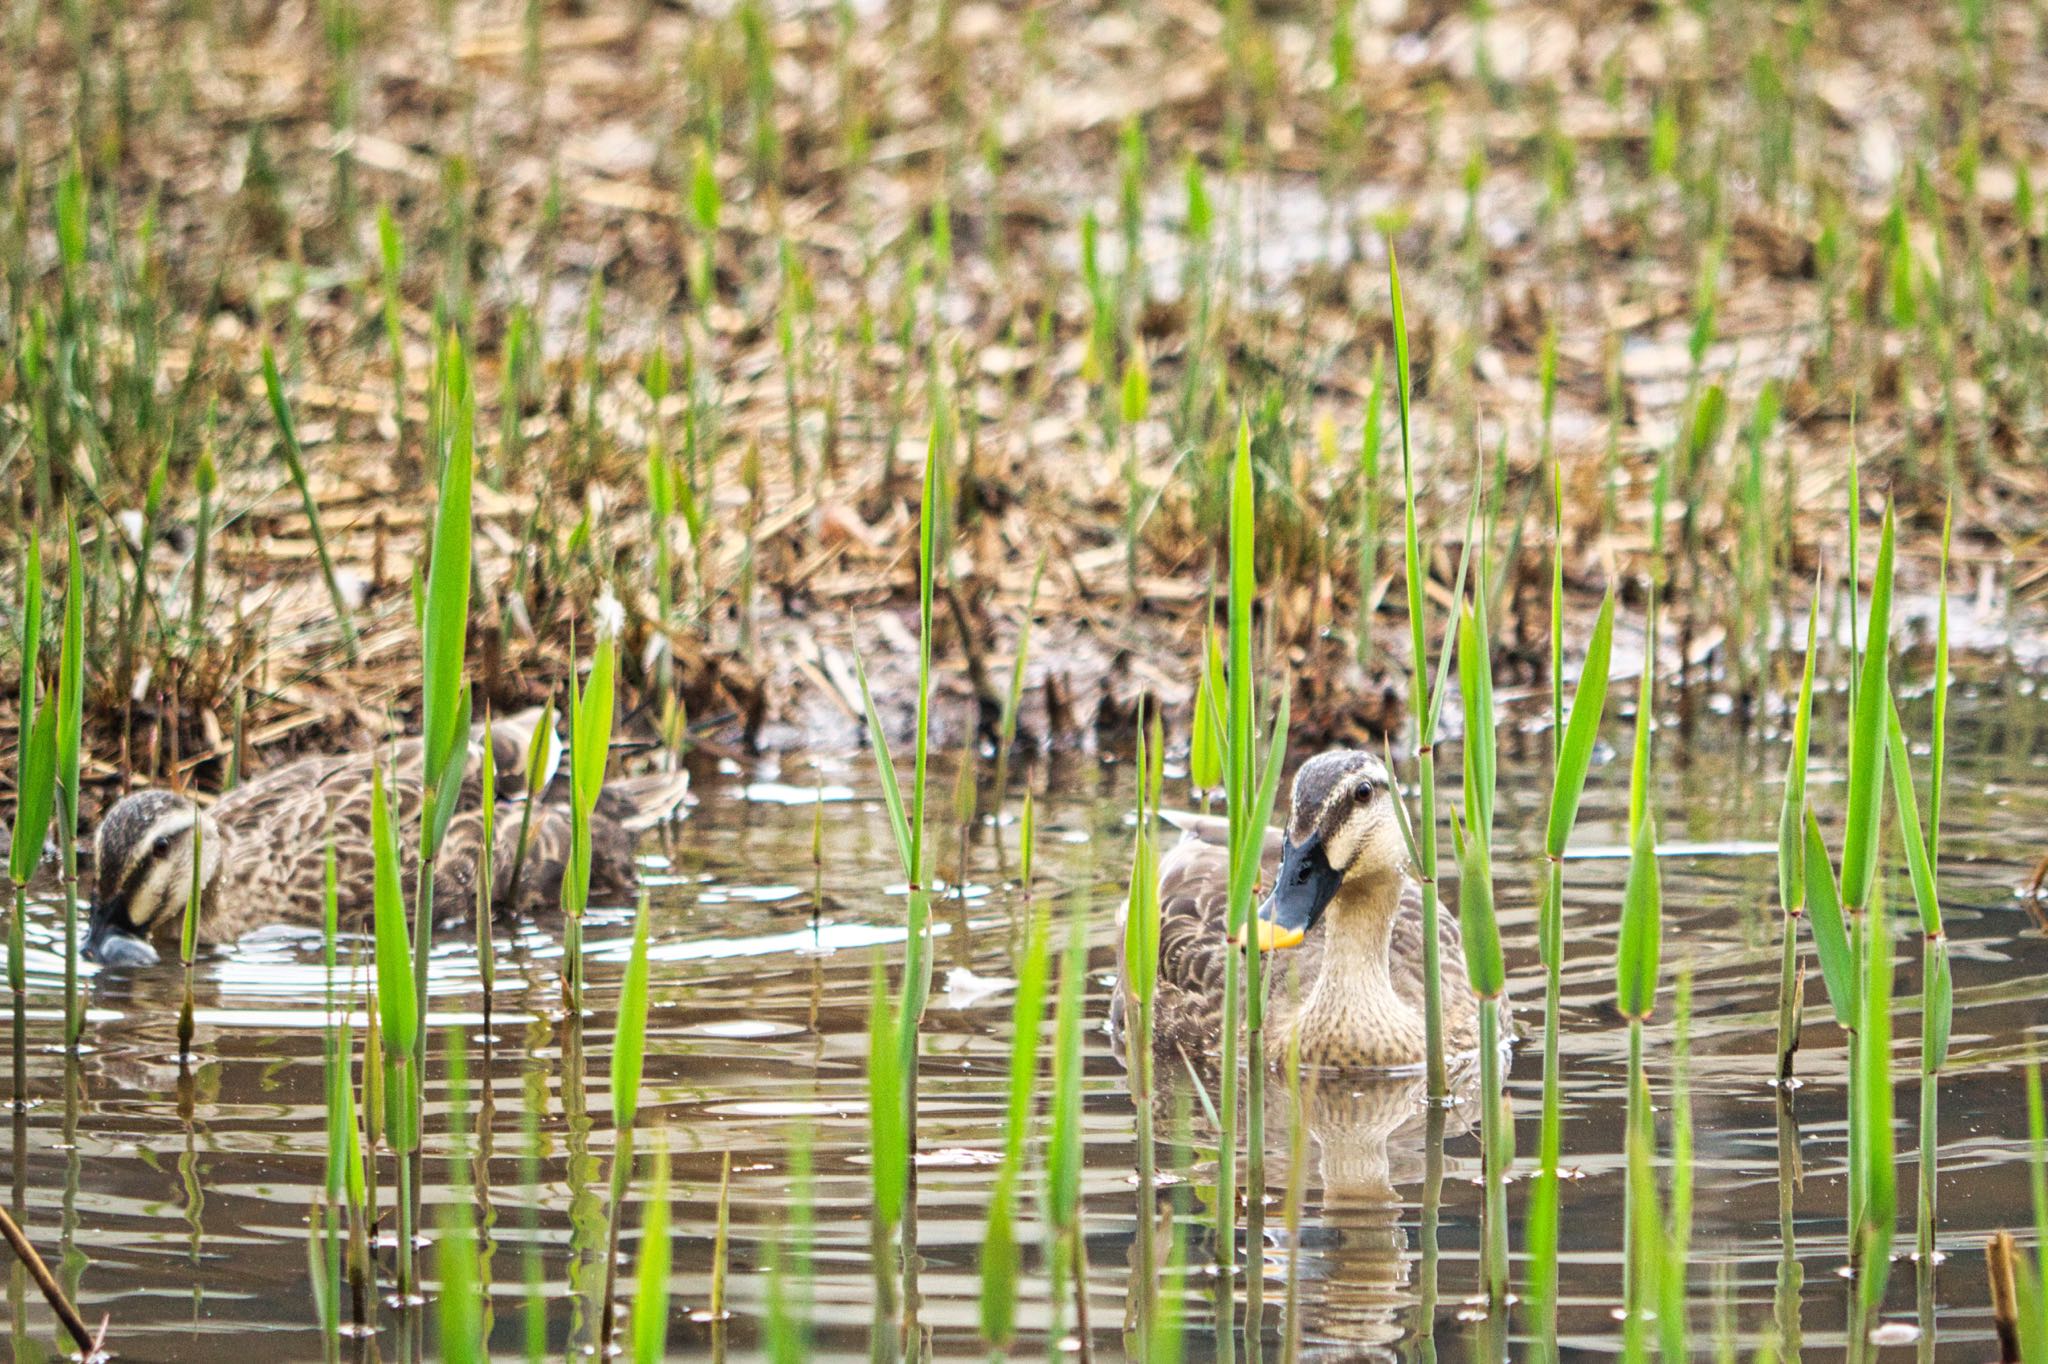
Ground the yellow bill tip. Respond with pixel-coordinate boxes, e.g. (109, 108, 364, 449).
(1231, 918, 1305, 952)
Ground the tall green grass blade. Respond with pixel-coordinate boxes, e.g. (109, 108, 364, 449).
(1778, 591, 1821, 917)
(370, 768, 417, 1062)
(1840, 506, 1895, 911)
(865, 957, 906, 1227)
(1542, 588, 1615, 861)
(1455, 604, 1503, 1001)
(420, 348, 477, 856)
(1884, 690, 1942, 939)
(1802, 808, 1855, 1027)
(54, 521, 84, 1041)
(1615, 608, 1659, 1023)
(1615, 801, 1662, 1023)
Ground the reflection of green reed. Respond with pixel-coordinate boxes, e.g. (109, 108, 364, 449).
(1524, 450, 1614, 1340)
(1123, 714, 1164, 1355)
(854, 423, 944, 1350)
(1616, 600, 1662, 1362)
(629, 1133, 673, 1363)
(1047, 909, 1090, 1349)
(979, 808, 1049, 1355)
(434, 1032, 483, 1363)
(598, 892, 654, 1352)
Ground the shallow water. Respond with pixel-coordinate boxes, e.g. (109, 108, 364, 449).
(8, 683, 2048, 1361)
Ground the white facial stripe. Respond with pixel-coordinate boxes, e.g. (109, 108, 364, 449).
(1324, 820, 1363, 872)
(124, 813, 200, 929)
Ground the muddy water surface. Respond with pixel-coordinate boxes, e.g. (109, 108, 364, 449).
(10, 685, 2048, 1360)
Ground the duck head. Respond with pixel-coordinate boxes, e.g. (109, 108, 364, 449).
(83, 790, 221, 968)
(1247, 750, 1404, 951)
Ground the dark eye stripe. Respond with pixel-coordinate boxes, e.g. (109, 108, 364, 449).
(113, 827, 186, 924)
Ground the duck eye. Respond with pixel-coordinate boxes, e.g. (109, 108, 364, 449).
(153, 834, 171, 857)
(1353, 782, 1375, 805)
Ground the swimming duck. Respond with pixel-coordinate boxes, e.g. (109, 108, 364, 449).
(1114, 749, 1504, 1071)
(81, 708, 691, 967)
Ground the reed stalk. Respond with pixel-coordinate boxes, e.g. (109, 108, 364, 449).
(7, 537, 50, 1089)
(1615, 599, 1662, 1356)
(1775, 590, 1821, 1082)
(1388, 248, 1451, 1098)
(1122, 714, 1163, 1356)
(598, 891, 653, 1353)
(1453, 596, 1508, 1305)
(53, 523, 83, 1049)
(369, 766, 419, 1299)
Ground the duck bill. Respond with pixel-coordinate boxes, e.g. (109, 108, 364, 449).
(83, 906, 161, 968)
(1236, 833, 1343, 952)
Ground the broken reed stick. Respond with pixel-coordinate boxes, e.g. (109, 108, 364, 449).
(1989, 1230, 2022, 1364)
(0, 1201, 98, 1354)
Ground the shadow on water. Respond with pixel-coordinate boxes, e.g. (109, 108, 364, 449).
(4, 690, 2048, 1358)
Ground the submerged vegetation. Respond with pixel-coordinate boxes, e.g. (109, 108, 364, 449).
(6, 0, 2048, 1358)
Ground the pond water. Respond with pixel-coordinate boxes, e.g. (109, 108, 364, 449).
(8, 681, 2048, 1361)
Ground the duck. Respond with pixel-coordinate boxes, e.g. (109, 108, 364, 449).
(81, 707, 691, 968)
(1113, 749, 1506, 1072)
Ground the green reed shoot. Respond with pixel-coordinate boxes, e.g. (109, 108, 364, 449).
(1189, 629, 1225, 806)
(1615, 603, 1662, 1357)
(1122, 350, 1149, 598)
(864, 956, 905, 1340)
(564, 595, 618, 1005)
(377, 205, 407, 451)
(1216, 419, 1252, 1311)
(1354, 353, 1385, 668)
(1658, 973, 1697, 1362)
(1388, 247, 1452, 1097)
(475, 719, 496, 1010)
(434, 1034, 483, 1363)
(1775, 591, 1821, 1081)
(175, 815, 203, 1059)
(1525, 578, 1614, 1336)
(630, 1137, 673, 1364)
(262, 344, 359, 660)
(600, 892, 654, 1351)
(1227, 442, 1293, 1357)
(979, 898, 1050, 1352)
(53, 524, 83, 1047)
(1047, 908, 1089, 1346)
(1452, 596, 1509, 1305)
(9, 537, 54, 1107)
(1123, 713, 1165, 1352)
(851, 424, 943, 1331)
(504, 695, 555, 910)
(1901, 510, 1954, 1278)
(991, 551, 1044, 806)
(369, 765, 419, 1298)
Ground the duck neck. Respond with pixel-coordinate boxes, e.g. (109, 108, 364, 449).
(1295, 871, 1426, 1067)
